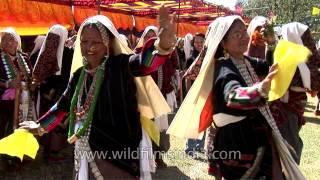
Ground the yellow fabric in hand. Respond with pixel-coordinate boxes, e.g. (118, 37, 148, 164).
(0, 129, 39, 161)
(140, 116, 160, 146)
(312, 7, 320, 16)
(268, 40, 311, 101)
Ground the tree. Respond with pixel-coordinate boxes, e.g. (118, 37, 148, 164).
(239, 0, 320, 39)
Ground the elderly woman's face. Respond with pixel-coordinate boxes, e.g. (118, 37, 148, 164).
(222, 20, 250, 56)
(1, 33, 18, 55)
(80, 26, 108, 66)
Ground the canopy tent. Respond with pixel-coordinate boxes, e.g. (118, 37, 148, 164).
(0, 0, 74, 35)
(1, 0, 248, 36)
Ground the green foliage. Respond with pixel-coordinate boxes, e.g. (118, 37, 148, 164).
(239, 0, 320, 39)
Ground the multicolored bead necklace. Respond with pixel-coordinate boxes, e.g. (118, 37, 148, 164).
(67, 57, 107, 143)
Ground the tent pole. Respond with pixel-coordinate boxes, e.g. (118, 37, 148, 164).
(71, 0, 76, 29)
(176, 0, 181, 36)
(98, 0, 101, 15)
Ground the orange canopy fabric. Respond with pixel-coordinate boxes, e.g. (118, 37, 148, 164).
(1, 0, 246, 36)
(0, 0, 74, 35)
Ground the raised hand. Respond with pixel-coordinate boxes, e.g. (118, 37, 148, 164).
(158, 4, 177, 50)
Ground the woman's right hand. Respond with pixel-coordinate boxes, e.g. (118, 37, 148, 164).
(260, 63, 278, 93)
(19, 121, 41, 135)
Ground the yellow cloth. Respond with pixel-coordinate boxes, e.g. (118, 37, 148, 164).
(134, 76, 171, 119)
(312, 7, 320, 16)
(0, 129, 39, 161)
(140, 116, 160, 146)
(136, 76, 171, 146)
(268, 40, 311, 101)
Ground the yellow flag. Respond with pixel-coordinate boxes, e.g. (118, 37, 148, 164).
(268, 40, 311, 101)
(140, 116, 160, 146)
(312, 7, 320, 16)
(0, 129, 39, 161)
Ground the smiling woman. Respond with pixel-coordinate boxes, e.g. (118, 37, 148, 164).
(0, 27, 38, 171)
(80, 25, 110, 70)
(19, 5, 177, 180)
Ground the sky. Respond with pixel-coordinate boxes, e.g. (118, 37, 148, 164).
(205, 0, 238, 10)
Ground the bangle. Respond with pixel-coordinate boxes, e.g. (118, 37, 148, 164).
(5, 81, 9, 88)
(153, 37, 176, 56)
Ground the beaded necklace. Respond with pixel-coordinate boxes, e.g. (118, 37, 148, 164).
(1, 52, 31, 82)
(67, 58, 107, 143)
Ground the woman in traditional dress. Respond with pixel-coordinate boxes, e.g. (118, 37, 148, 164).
(269, 22, 320, 164)
(184, 33, 206, 156)
(32, 24, 74, 162)
(0, 28, 37, 170)
(20, 5, 176, 179)
(168, 15, 305, 179)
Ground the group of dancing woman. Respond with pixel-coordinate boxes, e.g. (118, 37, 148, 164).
(1, 4, 320, 180)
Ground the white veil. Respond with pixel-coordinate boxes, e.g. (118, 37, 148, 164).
(134, 25, 159, 50)
(35, 25, 68, 75)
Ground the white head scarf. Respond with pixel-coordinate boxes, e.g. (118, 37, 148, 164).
(36, 25, 68, 75)
(119, 34, 129, 47)
(183, 33, 193, 59)
(273, 26, 282, 37)
(71, 15, 133, 73)
(247, 16, 268, 36)
(281, 22, 310, 91)
(30, 35, 45, 57)
(0, 27, 22, 51)
(281, 22, 308, 45)
(134, 26, 158, 50)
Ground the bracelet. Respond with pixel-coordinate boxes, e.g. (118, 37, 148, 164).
(153, 37, 176, 56)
